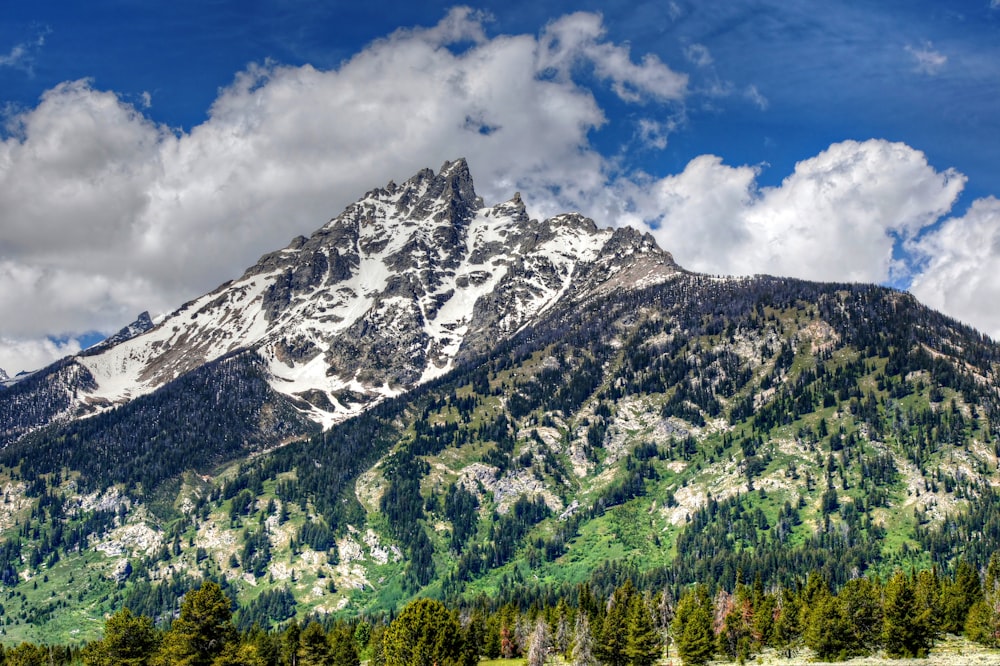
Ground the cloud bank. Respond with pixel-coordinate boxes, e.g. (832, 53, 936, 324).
(0, 8, 996, 373)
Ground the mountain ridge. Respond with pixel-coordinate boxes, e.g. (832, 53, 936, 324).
(1, 158, 679, 441)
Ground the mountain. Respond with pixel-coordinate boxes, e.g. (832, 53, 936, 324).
(0, 159, 676, 448)
(0, 367, 7, 382)
(1, 160, 1000, 645)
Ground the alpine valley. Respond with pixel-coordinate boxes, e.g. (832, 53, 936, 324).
(1, 159, 1000, 646)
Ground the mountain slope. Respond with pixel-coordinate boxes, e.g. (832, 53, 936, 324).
(1, 161, 1000, 645)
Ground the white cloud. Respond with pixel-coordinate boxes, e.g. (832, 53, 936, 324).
(537, 12, 688, 102)
(683, 44, 713, 68)
(0, 44, 29, 68)
(745, 84, 768, 110)
(0, 337, 80, 379)
(0, 9, 983, 375)
(0, 8, 686, 374)
(909, 197, 1000, 339)
(636, 118, 676, 150)
(0, 28, 48, 73)
(906, 41, 947, 75)
(618, 140, 964, 283)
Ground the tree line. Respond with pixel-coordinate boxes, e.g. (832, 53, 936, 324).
(5, 553, 1000, 665)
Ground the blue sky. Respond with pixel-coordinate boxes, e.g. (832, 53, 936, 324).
(2, 1, 999, 374)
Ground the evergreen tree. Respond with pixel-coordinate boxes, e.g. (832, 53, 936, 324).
(883, 570, 935, 658)
(838, 577, 883, 656)
(772, 586, 803, 658)
(280, 620, 301, 666)
(624, 594, 662, 666)
(329, 623, 361, 666)
(597, 581, 635, 666)
(751, 590, 777, 649)
(553, 598, 572, 655)
(804, 590, 850, 660)
(383, 598, 463, 666)
(82, 607, 160, 666)
(914, 568, 943, 639)
(3, 642, 49, 666)
(213, 641, 268, 666)
(943, 559, 983, 634)
(298, 622, 333, 666)
(461, 610, 486, 666)
(678, 605, 715, 666)
(966, 599, 1000, 648)
(367, 623, 387, 666)
(673, 586, 715, 666)
(246, 625, 280, 666)
(968, 553, 1000, 648)
(155, 581, 238, 666)
(718, 580, 754, 661)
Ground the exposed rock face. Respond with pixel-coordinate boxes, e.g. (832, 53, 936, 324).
(83, 312, 155, 355)
(1, 159, 681, 434)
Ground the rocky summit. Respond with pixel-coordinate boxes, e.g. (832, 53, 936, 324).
(1, 159, 677, 438)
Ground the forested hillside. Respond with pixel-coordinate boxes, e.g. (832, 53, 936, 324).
(7, 556, 1000, 665)
(2, 272, 1000, 649)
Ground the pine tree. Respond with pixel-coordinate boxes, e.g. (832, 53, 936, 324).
(883, 570, 935, 658)
(677, 605, 715, 666)
(154, 581, 237, 666)
(943, 559, 983, 634)
(554, 598, 572, 655)
(246, 625, 280, 666)
(968, 553, 1000, 648)
(838, 577, 883, 656)
(461, 611, 486, 666)
(624, 594, 662, 666)
(329, 623, 360, 666)
(965, 600, 1000, 648)
(383, 598, 462, 666)
(596, 583, 634, 666)
(673, 586, 714, 666)
(772, 586, 803, 658)
(82, 607, 160, 666)
(280, 620, 302, 666)
(298, 621, 333, 666)
(718, 578, 754, 661)
(804, 590, 850, 660)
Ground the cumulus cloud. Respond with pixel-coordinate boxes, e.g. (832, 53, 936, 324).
(906, 41, 947, 75)
(909, 197, 1000, 338)
(0, 337, 81, 380)
(537, 12, 688, 102)
(617, 140, 965, 283)
(0, 8, 687, 374)
(0, 8, 986, 375)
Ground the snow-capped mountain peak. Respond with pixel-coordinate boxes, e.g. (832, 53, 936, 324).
(40, 160, 680, 429)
